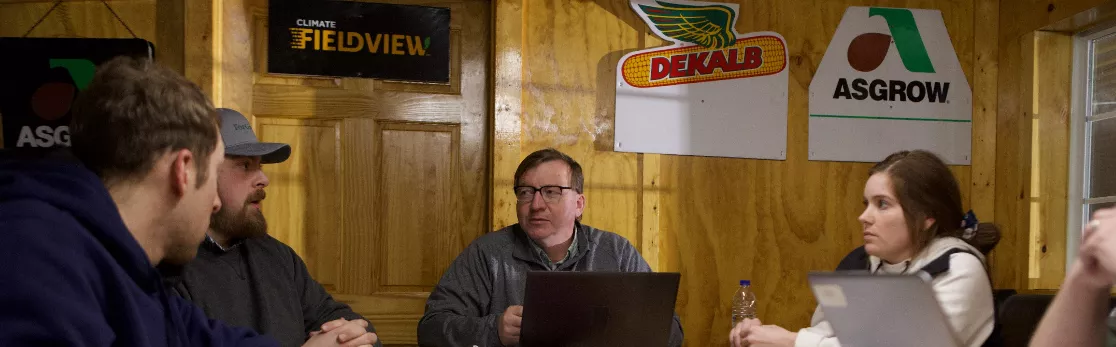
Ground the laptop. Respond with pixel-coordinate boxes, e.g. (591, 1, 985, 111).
(520, 271, 680, 347)
(807, 272, 961, 347)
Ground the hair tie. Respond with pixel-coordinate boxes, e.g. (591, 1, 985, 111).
(961, 210, 978, 239)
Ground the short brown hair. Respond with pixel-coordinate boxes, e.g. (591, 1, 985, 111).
(70, 56, 219, 188)
(870, 150, 1001, 256)
(514, 148, 584, 193)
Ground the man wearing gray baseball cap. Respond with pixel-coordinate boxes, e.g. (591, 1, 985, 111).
(219, 108, 291, 163)
(161, 108, 380, 347)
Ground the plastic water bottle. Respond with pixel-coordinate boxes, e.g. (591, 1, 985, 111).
(731, 280, 757, 327)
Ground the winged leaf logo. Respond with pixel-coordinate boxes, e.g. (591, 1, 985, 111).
(619, 0, 787, 88)
(636, 1, 737, 49)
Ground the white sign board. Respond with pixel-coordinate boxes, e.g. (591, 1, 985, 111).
(808, 7, 971, 164)
(615, 0, 789, 159)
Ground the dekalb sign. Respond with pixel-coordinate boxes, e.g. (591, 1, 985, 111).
(808, 7, 972, 165)
(615, 0, 789, 159)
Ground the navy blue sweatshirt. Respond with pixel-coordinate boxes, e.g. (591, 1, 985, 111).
(0, 153, 279, 347)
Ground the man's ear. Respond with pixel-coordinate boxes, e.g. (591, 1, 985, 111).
(575, 193, 586, 219)
(170, 149, 195, 196)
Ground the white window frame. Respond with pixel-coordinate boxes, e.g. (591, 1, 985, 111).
(1067, 24, 1116, 269)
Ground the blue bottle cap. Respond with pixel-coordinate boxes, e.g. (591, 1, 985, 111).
(740, 280, 750, 286)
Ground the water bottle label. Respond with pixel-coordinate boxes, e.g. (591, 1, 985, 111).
(812, 284, 848, 308)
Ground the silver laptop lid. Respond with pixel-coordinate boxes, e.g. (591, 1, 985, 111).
(807, 272, 960, 347)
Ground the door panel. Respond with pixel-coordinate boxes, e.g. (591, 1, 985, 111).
(378, 122, 461, 289)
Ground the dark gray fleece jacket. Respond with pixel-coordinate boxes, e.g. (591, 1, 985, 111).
(417, 223, 683, 347)
(161, 235, 379, 347)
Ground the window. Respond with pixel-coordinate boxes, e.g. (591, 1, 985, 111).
(1068, 25, 1116, 267)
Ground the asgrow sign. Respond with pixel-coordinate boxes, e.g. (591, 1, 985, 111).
(808, 7, 971, 164)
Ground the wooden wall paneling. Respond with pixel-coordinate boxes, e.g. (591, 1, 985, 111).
(1000, 0, 1111, 41)
(155, 0, 184, 73)
(0, 0, 156, 39)
(994, 24, 1026, 291)
(637, 32, 666, 271)
(972, 0, 998, 233)
(640, 153, 662, 271)
(184, 0, 214, 96)
(214, 0, 254, 111)
(1031, 32, 1074, 289)
(995, 0, 1107, 290)
(492, 0, 525, 230)
(995, 28, 1037, 291)
(973, 0, 1000, 275)
(659, 157, 873, 346)
(1045, 1, 1116, 33)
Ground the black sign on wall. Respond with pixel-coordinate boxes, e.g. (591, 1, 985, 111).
(0, 38, 154, 151)
(267, 0, 451, 83)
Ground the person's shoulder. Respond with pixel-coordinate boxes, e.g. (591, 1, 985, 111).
(1, 195, 65, 221)
(836, 246, 870, 271)
(945, 251, 987, 275)
(581, 224, 634, 248)
(0, 204, 105, 293)
(928, 249, 991, 293)
(475, 225, 519, 244)
(465, 225, 518, 252)
(247, 235, 302, 262)
(0, 200, 88, 246)
(250, 234, 292, 251)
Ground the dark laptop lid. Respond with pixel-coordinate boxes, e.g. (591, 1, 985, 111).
(520, 271, 680, 347)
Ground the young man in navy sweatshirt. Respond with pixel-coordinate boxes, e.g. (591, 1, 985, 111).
(0, 56, 375, 347)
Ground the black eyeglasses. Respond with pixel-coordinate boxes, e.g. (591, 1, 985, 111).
(514, 185, 575, 203)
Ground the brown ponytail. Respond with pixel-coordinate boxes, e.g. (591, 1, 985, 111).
(869, 150, 1002, 256)
(944, 222, 1001, 255)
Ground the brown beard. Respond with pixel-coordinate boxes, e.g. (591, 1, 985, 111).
(210, 189, 268, 242)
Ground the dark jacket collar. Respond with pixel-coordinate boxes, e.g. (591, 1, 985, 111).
(511, 222, 592, 269)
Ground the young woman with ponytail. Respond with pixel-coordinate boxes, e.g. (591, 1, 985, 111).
(730, 150, 1002, 347)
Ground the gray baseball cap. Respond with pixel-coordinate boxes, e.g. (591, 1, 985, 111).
(218, 108, 291, 164)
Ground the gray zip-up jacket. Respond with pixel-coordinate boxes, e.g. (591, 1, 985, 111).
(417, 223, 684, 346)
(160, 236, 379, 347)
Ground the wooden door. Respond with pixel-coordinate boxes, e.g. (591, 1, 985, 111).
(227, 0, 491, 345)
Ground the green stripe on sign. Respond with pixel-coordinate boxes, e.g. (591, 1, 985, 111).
(809, 114, 972, 123)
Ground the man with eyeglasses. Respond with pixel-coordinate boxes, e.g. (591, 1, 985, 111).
(417, 148, 683, 347)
